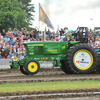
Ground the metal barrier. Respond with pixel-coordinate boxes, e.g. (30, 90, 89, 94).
(0, 59, 54, 69)
(0, 59, 11, 69)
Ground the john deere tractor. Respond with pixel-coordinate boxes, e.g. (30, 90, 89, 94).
(9, 27, 99, 75)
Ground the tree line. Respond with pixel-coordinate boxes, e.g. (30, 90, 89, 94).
(0, 0, 35, 32)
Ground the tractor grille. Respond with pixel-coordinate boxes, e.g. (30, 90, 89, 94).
(34, 46, 43, 55)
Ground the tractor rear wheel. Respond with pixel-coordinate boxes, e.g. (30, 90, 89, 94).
(65, 43, 98, 74)
(96, 55, 100, 73)
(25, 59, 40, 75)
(20, 65, 29, 75)
(60, 60, 72, 74)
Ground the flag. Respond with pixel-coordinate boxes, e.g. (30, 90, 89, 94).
(39, 3, 46, 23)
(39, 4, 54, 29)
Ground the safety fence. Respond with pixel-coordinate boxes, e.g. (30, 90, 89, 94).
(0, 60, 54, 69)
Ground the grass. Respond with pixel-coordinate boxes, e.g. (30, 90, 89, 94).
(0, 80, 100, 93)
(0, 68, 9, 70)
(41, 66, 60, 68)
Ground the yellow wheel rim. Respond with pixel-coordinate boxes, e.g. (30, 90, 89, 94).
(28, 62, 38, 72)
(73, 49, 93, 70)
(23, 66, 26, 72)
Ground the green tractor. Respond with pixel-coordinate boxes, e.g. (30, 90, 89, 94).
(9, 27, 98, 75)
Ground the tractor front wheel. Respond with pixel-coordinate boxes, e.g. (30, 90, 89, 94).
(20, 65, 29, 75)
(25, 59, 40, 75)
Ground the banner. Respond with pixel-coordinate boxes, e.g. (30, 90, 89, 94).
(39, 4, 54, 29)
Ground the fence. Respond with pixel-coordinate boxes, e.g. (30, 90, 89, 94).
(0, 60, 54, 69)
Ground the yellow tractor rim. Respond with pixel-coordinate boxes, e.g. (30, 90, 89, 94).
(28, 62, 38, 72)
(23, 66, 26, 72)
(73, 49, 93, 70)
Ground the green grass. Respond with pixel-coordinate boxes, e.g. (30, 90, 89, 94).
(0, 80, 100, 93)
(41, 66, 60, 68)
(0, 68, 9, 70)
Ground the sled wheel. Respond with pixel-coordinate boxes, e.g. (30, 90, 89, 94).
(20, 65, 29, 75)
(65, 43, 98, 74)
(25, 59, 40, 75)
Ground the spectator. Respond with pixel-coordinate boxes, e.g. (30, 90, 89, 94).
(51, 37, 54, 41)
(39, 31, 43, 40)
(61, 33, 65, 40)
(8, 28, 13, 38)
(95, 37, 100, 46)
(50, 33, 54, 40)
(27, 35, 31, 42)
(88, 40, 94, 47)
(40, 37, 43, 41)
(0, 37, 3, 44)
(30, 31, 34, 38)
(46, 29, 51, 38)
(94, 31, 99, 38)
(10, 37, 15, 46)
(14, 42, 19, 57)
(98, 43, 100, 48)
(23, 35, 28, 42)
(36, 34, 39, 41)
(5, 34, 10, 42)
(34, 29, 39, 39)
(13, 28, 18, 35)
(90, 37, 95, 42)
(56, 34, 60, 41)
(18, 32, 23, 42)
(63, 34, 69, 41)
(2, 48, 9, 59)
(88, 29, 93, 38)
(5, 42, 10, 52)
(2, 29, 6, 38)
(21, 28, 25, 35)
(30, 38, 33, 41)
(20, 49, 25, 59)
(59, 28, 65, 37)
(13, 34, 16, 41)
(10, 46, 15, 57)
(26, 31, 29, 37)
(15, 32, 19, 37)
(1, 43, 5, 51)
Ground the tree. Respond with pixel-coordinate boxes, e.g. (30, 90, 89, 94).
(0, 0, 28, 32)
(18, 0, 35, 26)
(64, 27, 68, 30)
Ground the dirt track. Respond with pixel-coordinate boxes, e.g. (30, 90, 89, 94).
(0, 68, 100, 100)
(0, 68, 100, 84)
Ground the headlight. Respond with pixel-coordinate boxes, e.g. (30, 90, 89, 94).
(13, 57, 18, 61)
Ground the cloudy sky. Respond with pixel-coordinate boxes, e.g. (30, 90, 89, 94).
(32, 0, 100, 30)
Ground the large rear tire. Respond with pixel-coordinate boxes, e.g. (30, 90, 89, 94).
(60, 60, 72, 74)
(96, 54, 100, 73)
(65, 43, 98, 74)
(25, 59, 40, 75)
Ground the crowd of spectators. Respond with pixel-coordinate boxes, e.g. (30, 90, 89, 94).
(0, 27, 99, 59)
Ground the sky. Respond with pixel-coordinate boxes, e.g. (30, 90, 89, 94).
(31, 0, 100, 31)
